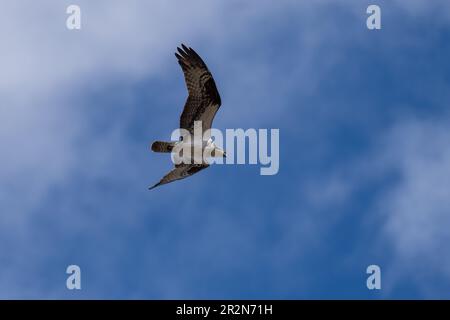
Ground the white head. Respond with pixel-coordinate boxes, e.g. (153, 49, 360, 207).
(207, 138, 226, 158)
(213, 147, 226, 158)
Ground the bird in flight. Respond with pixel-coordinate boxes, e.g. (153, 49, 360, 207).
(149, 44, 226, 190)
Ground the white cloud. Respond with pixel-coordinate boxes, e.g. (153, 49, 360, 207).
(1, 0, 449, 298)
(323, 116, 450, 296)
(0, 0, 354, 298)
(0, 0, 363, 227)
(376, 118, 450, 293)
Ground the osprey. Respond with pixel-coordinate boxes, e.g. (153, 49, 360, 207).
(149, 44, 226, 190)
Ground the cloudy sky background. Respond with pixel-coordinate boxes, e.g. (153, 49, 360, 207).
(1, 0, 450, 298)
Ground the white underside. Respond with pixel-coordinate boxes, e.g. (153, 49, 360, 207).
(172, 139, 224, 165)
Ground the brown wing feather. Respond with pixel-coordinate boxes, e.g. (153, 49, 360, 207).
(175, 44, 221, 135)
(149, 164, 209, 190)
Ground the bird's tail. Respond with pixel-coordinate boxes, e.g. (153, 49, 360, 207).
(151, 141, 175, 153)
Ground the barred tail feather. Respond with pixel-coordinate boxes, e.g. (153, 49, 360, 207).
(151, 141, 175, 153)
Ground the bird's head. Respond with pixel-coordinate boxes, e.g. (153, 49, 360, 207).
(212, 147, 226, 158)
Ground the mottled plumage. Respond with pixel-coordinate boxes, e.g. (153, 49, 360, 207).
(175, 44, 221, 135)
(149, 44, 224, 190)
(149, 163, 209, 190)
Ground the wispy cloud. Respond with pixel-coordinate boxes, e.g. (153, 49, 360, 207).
(1, 0, 450, 298)
(376, 117, 450, 295)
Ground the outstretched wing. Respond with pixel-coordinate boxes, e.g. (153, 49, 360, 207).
(149, 164, 209, 190)
(175, 44, 221, 136)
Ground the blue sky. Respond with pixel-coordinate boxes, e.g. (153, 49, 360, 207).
(1, 0, 450, 299)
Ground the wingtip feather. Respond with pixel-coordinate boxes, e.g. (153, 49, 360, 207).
(148, 183, 160, 190)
